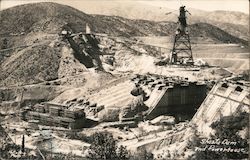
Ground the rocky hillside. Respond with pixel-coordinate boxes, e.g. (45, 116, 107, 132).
(68, 1, 249, 41)
(0, 2, 247, 43)
(0, 2, 143, 37)
(57, 1, 249, 26)
(0, 30, 160, 87)
(95, 15, 247, 45)
(0, 43, 61, 86)
(0, 2, 248, 87)
(189, 10, 249, 41)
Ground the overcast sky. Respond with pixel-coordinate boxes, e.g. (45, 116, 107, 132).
(1, 0, 249, 14)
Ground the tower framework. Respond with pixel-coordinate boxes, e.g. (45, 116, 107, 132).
(170, 6, 193, 64)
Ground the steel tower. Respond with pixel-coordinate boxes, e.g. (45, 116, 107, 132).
(170, 6, 193, 65)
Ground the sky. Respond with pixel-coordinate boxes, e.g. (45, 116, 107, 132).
(0, 0, 249, 14)
(140, 0, 249, 13)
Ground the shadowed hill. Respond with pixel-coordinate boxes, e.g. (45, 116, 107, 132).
(189, 23, 247, 44)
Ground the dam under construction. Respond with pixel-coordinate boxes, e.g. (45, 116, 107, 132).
(0, 1, 249, 160)
(0, 71, 248, 158)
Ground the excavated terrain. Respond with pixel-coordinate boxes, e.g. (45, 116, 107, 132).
(0, 2, 249, 159)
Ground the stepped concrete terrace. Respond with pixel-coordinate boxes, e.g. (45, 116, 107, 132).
(192, 80, 250, 136)
(86, 80, 135, 109)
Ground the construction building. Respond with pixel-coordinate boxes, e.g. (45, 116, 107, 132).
(131, 74, 207, 121)
(81, 74, 207, 125)
(22, 102, 86, 129)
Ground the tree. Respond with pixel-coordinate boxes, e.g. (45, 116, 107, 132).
(241, 70, 250, 81)
(87, 132, 130, 160)
(21, 135, 25, 153)
(131, 147, 154, 160)
(2, 38, 8, 49)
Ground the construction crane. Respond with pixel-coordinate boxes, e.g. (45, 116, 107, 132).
(169, 4, 194, 65)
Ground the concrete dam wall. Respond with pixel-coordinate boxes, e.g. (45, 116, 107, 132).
(148, 83, 207, 121)
(132, 74, 207, 121)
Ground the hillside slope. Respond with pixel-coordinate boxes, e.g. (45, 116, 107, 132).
(0, 2, 144, 37)
(0, 2, 248, 87)
(94, 15, 247, 45)
(63, 1, 248, 40)
(0, 2, 247, 44)
(0, 43, 61, 86)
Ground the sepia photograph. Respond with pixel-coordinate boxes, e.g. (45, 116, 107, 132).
(0, 0, 249, 159)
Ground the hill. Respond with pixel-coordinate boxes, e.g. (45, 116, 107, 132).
(95, 15, 247, 45)
(0, 2, 248, 87)
(189, 10, 249, 41)
(65, 1, 249, 41)
(54, 1, 248, 26)
(0, 2, 143, 37)
(0, 2, 247, 43)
